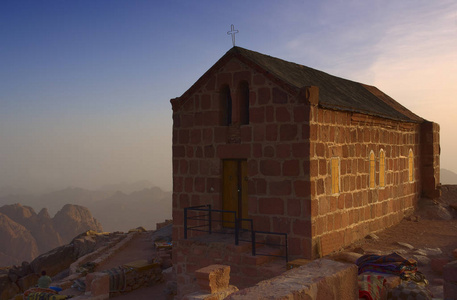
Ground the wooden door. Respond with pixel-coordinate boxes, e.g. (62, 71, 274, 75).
(222, 160, 248, 228)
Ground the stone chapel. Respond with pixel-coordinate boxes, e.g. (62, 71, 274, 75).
(170, 47, 440, 291)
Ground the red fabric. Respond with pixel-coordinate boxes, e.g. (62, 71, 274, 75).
(358, 274, 386, 300)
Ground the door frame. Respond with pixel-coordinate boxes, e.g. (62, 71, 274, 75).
(222, 159, 248, 229)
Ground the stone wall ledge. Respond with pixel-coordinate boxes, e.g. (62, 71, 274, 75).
(226, 259, 358, 300)
(69, 232, 136, 275)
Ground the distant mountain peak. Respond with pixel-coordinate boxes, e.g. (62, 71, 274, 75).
(37, 208, 51, 219)
(0, 203, 37, 221)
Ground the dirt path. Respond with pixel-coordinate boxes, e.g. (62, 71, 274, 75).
(94, 230, 169, 299)
(94, 231, 157, 272)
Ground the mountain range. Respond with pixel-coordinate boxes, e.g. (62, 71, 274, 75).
(0, 185, 172, 232)
(0, 203, 102, 267)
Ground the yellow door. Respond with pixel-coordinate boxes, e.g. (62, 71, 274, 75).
(222, 160, 248, 228)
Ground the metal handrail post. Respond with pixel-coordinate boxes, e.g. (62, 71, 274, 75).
(208, 204, 212, 234)
(285, 234, 288, 262)
(184, 207, 188, 239)
(234, 213, 239, 245)
(250, 221, 255, 256)
(252, 232, 256, 256)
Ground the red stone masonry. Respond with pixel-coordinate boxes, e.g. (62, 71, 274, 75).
(310, 107, 427, 256)
(170, 51, 441, 297)
(171, 58, 316, 258)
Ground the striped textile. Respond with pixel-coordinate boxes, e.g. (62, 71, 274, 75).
(356, 252, 417, 279)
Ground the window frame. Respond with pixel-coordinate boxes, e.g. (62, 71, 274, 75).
(408, 149, 414, 182)
(379, 149, 386, 188)
(238, 81, 250, 125)
(331, 157, 340, 195)
(219, 85, 232, 126)
(369, 150, 376, 189)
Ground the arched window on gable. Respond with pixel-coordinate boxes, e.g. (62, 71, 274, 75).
(238, 81, 249, 125)
(220, 85, 232, 126)
(379, 149, 386, 188)
(369, 151, 376, 189)
(408, 149, 414, 182)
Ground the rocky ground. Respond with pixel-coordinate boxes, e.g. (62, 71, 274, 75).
(106, 187, 457, 299)
(69, 185, 457, 299)
(3, 186, 456, 299)
(338, 185, 457, 298)
(58, 228, 172, 299)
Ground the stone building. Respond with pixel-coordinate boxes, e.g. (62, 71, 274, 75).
(170, 47, 440, 292)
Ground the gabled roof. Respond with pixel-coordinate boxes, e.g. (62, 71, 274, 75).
(177, 47, 423, 123)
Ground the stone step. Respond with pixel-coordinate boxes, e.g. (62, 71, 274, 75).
(227, 237, 268, 254)
(241, 246, 284, 266)
(230, 255, 288, 289)
(227, 241, 254, 253)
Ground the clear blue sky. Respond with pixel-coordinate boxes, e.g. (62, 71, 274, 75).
(1, 1, 456, 192)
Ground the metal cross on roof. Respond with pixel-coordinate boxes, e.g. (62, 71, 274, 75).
(227, 24, 239, 47)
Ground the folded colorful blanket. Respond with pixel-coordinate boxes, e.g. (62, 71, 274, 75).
(24, 288, 57, 297)
(25, 292, 68, 300)
(356, 252, 417, 279)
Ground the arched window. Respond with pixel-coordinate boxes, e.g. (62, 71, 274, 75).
(408, 149, 414, 182)
(220, 85, 232, 126)
(369, 151, 375, 188)
(238, 81, 249, 125)
(379, 149, 386, 187)
(331, 157, 340, 194)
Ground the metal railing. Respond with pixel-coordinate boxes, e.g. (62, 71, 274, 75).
(184, 204, 239, 245)
(183, 205, 288, 262)
(252, 230, 288, 262)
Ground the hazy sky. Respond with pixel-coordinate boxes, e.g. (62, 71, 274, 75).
(1, 1, 456, 192)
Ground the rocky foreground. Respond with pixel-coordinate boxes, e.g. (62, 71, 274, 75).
(0, 229, 139, 299)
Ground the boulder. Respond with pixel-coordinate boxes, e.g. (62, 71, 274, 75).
(16, 273, 39, 291)
(0, 274, 20, 300)
(412, 255, 430, 266)
(72, 236, 98, 258)
(444, 261, 457, 299)
(443, 260, 457, 282)
(396, 242, 414, 250)
(0, 274, 11, 292)
(421, 247, 442, 256)
(30, 244, 77, 277)
(431, 258, 451, 274)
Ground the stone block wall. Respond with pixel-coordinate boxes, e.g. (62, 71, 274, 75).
(309, 108, 423, 256)
(171, 57, 312, 258)
(173, 239, 286, 297)
(420, 121, 441, 199)
(227, 259, 358, 300)
(84, 263, 163, 298)
(110, 264, 163, 296)
(171, 55, 440, 264)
